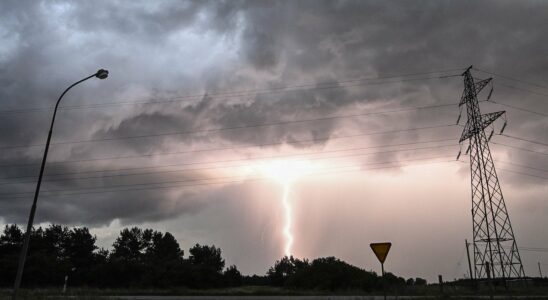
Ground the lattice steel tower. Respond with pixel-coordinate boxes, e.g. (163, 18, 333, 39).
(457, 66, 525, 280)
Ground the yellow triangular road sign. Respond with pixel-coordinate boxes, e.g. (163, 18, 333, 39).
(370, 242, 391, 264)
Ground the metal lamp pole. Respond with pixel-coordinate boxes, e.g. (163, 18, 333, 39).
(12, 69, 109, 299)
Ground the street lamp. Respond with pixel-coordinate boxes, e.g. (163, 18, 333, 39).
(12, 69, 109, 299)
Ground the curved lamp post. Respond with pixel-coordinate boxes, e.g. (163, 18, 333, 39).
(12, 69, 109, 299)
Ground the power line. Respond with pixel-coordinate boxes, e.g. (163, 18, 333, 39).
(498, 83, 548, 99)
(1, 140, 455, 184)
(8, 151, 546, 198)
(521, 247, 548, 251)
(491, 141, 548, 156)
(3, 125, 458, 183)
(472, 67, 548, 117)
(486, 100, 548, 117)
(494, 160, 548, 174)
(497, 168, 548, 180)
(8, 157, 545, 200)
(499, 133, 548, 147)
(0, 132, 456, 169)
(503, 246, 548, 253)
(459, 158, 547, 181)
(0, 157, 460, 200)
(0, 103, 457, 151)
(3, 72, 462, 114)
(1, 142, 457, 185)
(0, 68, 464, 115)
(4, 127, 543, 182)
(11, 153, 456, 197)
(474, 67, 548, 90)
(6, 158, 543, 200)
(0, 124, 457, 181)
(4, 155, 456, 197)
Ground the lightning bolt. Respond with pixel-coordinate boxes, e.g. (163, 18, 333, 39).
(282, 182, 293, 257)
(252, 159, 315, 257)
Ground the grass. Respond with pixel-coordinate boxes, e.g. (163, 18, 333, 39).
(2, 286, 334, 299)
(1, 283, 548, 300)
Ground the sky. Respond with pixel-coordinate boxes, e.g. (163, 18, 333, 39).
(0, 0, 547, 282)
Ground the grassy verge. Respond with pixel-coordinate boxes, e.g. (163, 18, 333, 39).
(2, 284, 548, 299)
(4, 286, 335, 300)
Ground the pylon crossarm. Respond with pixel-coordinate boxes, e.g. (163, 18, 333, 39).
(481, 111, 505, 131)
(459, 111, 505, 143)
(475, 78, 492, 94)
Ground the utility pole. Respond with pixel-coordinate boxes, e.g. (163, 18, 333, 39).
(465, 239, 474, 281)
(539, 262, 543, 278)
(457, 66, 525, 281)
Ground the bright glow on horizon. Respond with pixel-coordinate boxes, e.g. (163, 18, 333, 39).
(255, 159, 321, 185)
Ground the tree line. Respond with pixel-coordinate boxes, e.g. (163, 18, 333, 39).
(0, 224, 426, 290)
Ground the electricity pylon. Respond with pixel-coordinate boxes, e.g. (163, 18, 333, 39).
(457, 66, 525, 280)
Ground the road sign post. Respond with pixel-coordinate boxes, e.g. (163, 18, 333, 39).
(370, 242, 392, 300)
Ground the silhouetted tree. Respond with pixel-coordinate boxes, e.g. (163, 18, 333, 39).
(107, 227, 152, 287)
(111, 227, 146, 262)
(43, 224, 69, 260)
(0, 225, 23, 285)
(223, 265, 243, 287)
(142, 231, 185, 287)
(102, 227, 188, 287)
(87, 247, 110, 286)
(267, 256, 309, 286)
(0, 223, 416, 291)
(147, 232, 183, 262)
(188, 244, 225, 272)
(0, 224, 23, 246)
(63, 227, 98, 285)
(285, 256, 377, 291)
(15, 226, 67, 286)
(66, 227, 97, 267)
(382, 271, 406, 288)
(184, 244, 225, 288)
(242, 274, 270, 286)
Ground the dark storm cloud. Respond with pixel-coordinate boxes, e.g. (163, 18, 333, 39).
(234, 0, 548, 98)
(0, 157, 213, 225)
(0, 0, 546, 226)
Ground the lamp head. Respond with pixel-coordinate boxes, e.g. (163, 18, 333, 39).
(95, 69, 109, 79)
